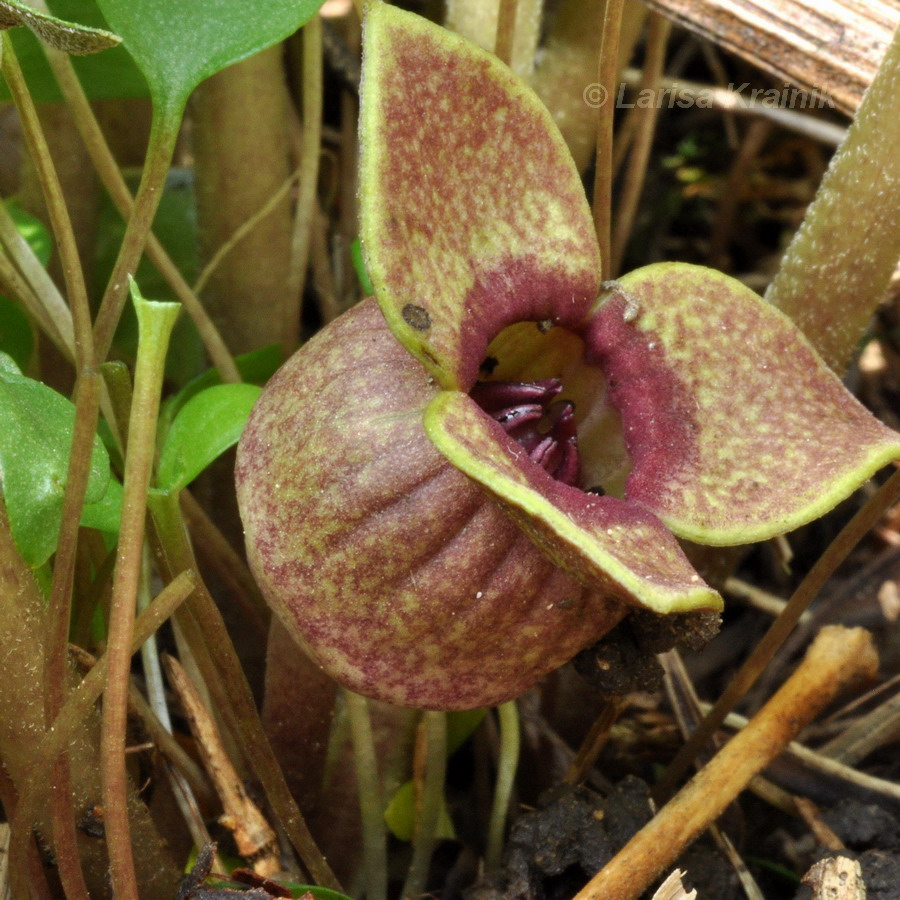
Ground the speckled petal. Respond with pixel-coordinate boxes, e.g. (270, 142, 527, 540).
(583, 263, 900, 545)
(236, 300, 627, 710)
(359, 1, 601, 390)
(423, 390, 722, 615)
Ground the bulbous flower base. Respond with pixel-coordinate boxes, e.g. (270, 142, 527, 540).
(236, 300, 626, 709)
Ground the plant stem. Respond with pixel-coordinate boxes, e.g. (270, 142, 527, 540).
(345, 689, 388, 900)
(766, 21, 900, 372)
(485, 700, 520, 873)
(494, 0, 518, 66)
(43, 371, 101, 900)
(402, 710, 448, 899)
(100, 292, 180, 900)
(9, 570, 194, 900)
(592, 0, 626, 281)
(286, 12, 324, 352)
(33, 29, 242, 381)
(609, 12, 670, 276)
(656, 465, 900, 800)
(0, 32, 93, 368)
(92, 109, 182, 363)
(148, 490, 342, 890)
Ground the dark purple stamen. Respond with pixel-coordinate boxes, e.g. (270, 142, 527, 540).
(472, 379, 581, 486)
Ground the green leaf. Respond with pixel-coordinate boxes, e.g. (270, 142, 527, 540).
(0, 0, 119, 54)
(0, 366, 111, 566)
(384, 708, 483, 841)
(0, 0, 147, 103)
(156, 383, 262, 492)
(6, 199, 52, 265)
(80, 476, 122, 533)
(384, 780, 456, 843)
(159, 343, 282, 434)
(94, 0, 327, 114)
(0, 295, 34, 372)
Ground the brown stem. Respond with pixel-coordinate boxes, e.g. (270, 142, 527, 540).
(494, 0, 518, 66)
(35, 35, 242, 382)
(574, 626, 878, 900)
(592, 0, 626, 280)
(609, 12, 670, 276)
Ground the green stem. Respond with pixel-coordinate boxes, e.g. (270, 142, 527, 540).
(485, 700, 520, 873)
(655, 465, 900, 801)
(345, 689, 388, 900)
(100, 291, 180, 900)
(0, 32, 93, 368)
(92, 108, 182, 364)
(766, 23, 900, 372)
(401, 710, 448, 899)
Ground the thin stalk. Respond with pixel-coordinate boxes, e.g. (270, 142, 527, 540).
(100, 294, 180, 900)
(0, 32, 93, 367)
(401, 711, 448, 899)
(286, 13, 324, 352)
(592, 0, 626, 280)
(565, 699, 623, 784)
(609, 12, 670, 276)
(148, 491, 341, 890)
(485, 700, 520, 873)
(35, 27, 240, 380)
(9, 570, 194, 900)
(92, 110, 182, 364)
(345, 690, 388, 900)
(495, 0, 518, 67)
(656, 466, 900, 800)
(42, 372, 101, 900)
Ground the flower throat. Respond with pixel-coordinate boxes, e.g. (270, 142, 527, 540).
(470, 379, 579, 486)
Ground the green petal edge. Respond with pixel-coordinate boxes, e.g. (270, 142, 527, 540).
(424, 390, 722, 615)
(359, 1, 600, 390)
(585, 263, 900, 545)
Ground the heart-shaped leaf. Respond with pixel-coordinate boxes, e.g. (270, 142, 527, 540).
(94, 0, 327, 114)
(0, 356, 111, 566)
(157, 383, 262, 492)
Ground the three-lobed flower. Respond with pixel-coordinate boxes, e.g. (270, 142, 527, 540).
(236, 2, 900, 710)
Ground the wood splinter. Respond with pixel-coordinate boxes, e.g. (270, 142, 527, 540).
(573, 625, 879, 900)
(162, 653, 282, 878)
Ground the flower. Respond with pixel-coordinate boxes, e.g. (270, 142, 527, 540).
(235, 2, 900, 710)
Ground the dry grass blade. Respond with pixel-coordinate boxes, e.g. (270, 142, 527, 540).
(642, 0, 900, 115)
